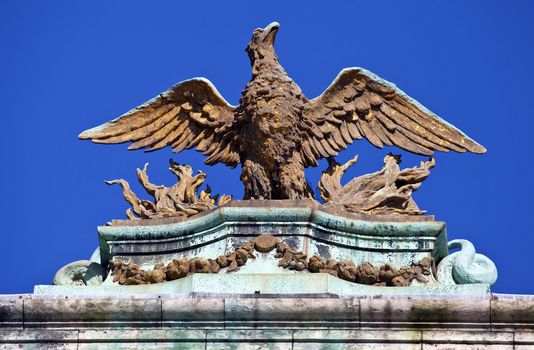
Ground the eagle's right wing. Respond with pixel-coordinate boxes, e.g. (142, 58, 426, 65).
(79, 78, 240, 167)
(299, 68, 485, 167)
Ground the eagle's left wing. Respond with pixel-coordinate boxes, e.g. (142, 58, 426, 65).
(299, 68, 485, 167)
(79, 78, 241, 167)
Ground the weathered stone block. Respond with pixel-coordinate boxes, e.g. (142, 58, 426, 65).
(4, 344, 78, 350)
(421, 330, 513, 349)
(422, 345, 508, 350)
(0, 330, 78, 349)
(206, 329, 292, 341)
(360, 298, 490, 328)
(293, 343, 419, 350)
(224, 297, 359, 326)
(78, 329, 206, 349)
(293, 329, 421, 349)
(0, 297, 23, 329)
(491, 299, 534, 330)
(162, 297, 224, 326)
(79, 343, 205, 350)
(206, 343, 291, 350)
(24, 297, 161, 328)
(514, 331, 534, 350)
(206, 329, 292, 349)
(294, 329, 421, 341)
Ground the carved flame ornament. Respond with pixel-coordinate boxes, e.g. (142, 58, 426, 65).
(106, 159, 231, 220)
(319, 154, 435, 215)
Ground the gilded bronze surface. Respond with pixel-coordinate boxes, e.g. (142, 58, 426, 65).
(80, 22, 485, 201)
(319, 154, 434, 215)
(106, 159, 230, 219)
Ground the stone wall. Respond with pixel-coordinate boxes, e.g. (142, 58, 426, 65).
(1, 293, 534, 349)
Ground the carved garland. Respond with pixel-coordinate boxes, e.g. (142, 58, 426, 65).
(110, 234, 434, 287)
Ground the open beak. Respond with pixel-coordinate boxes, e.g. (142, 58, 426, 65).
(261, 22, 279, 45)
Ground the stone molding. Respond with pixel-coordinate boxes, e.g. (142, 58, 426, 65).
(1, 294, 533, 348)
(97, 201, 447, 268)
(2, 329, 531, 349)
(1, 293, 533, 330)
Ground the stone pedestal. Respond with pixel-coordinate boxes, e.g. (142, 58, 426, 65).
(1, 201, 510, 348)
(97, 200, 447, 270)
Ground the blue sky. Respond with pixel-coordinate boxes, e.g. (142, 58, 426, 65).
(1, 1, 533, 294)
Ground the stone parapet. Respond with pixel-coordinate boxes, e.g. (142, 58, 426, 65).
(16, 202, 503, 348)
(1, 293, 533, 348)
(52, 202, 498, 295)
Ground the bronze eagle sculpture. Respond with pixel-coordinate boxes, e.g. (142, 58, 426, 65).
(80, 22, 486, 200)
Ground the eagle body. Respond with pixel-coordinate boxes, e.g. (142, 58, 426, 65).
(80, 22, 486, 200)
(236, 50, 312, 199)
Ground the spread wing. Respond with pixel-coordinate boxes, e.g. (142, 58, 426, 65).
(300, 68, 486, 166)
(79, 78, 240, 167)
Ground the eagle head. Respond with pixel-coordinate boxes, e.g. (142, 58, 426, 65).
(246, 22, 280, 64)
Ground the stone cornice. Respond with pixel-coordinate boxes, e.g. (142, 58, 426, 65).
(1, 293, 533, 331)
(97, 201, 446, 268)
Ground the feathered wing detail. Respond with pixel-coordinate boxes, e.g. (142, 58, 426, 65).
(79, 78, 240, 167)
(300, 67, 486, 166)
